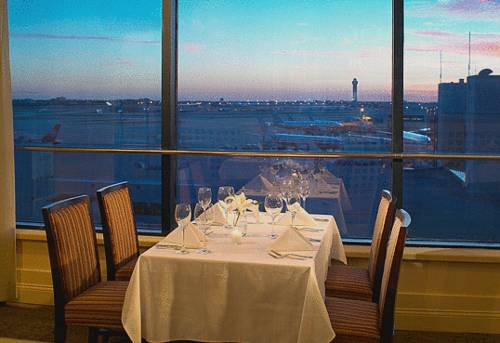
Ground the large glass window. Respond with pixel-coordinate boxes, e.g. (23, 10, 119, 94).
(8, 0, 500, 245)
(9, 0, 162, 228)
(404, 0, 500, 243)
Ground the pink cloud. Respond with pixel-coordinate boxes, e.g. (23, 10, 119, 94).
(182, 42, 204, 54)
(411, 30, 459, 38)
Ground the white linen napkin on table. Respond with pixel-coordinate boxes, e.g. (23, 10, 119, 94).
(204, 203, 227, 226)
(161, 223, 206, 248)
(275, 205, 317, 227)
(269, 228, 314, 252)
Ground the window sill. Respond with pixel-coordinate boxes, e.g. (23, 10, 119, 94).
(17, 228, 500, 264)
(345, 245, 500, 264)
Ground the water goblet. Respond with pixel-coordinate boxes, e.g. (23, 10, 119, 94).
(265, 193, 283, 240)
(285, 192, 302, 229)
(198, 187, 212, 210)
(218, 186, 235, 230)
(175, 203, 191, 254)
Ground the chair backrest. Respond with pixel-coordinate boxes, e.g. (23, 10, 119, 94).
(42, 195, 101, 309)
(367, 190, 397, 302)
(378, 209, 411, 341)
(97, 182, 139, 281)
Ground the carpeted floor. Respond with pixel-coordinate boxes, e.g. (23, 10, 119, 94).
(1, 303, 500, 343)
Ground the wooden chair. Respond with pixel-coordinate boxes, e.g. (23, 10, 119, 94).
(326, 209, 411, 343)
(42, 195, 128, 343)
(97, 182, 140, 281)
(325, 190, 397, 302)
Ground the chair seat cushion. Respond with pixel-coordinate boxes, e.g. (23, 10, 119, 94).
(325, 264, 373, 301)
(326, 296, 380, 343)
(65, 281, 128, 329)
(114, 257, 137, 281)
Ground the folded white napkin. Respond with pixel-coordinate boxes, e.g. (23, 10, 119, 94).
(275, 206, 317, 227)
(161, 223, 206, 248)
(269, 228, 314, 252)
(204, 203, 227, 225)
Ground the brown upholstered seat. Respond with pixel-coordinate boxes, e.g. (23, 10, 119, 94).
(326, 190, 396, 302)
(97, 182, 140, 281)
(114, 258, 137, 281)
(325, 265, 372, 301)
(326, 209, 411, 343)
(42, 195, 127, 343)
(65, 281, 128, 329)
(326, 297, 380, 343)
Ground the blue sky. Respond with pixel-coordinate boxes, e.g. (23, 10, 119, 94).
(8, 0, 500, 101)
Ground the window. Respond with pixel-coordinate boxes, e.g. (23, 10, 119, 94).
(9, 0, 500, 245)
(9, 0, 162, 228)
(404, 0, 500, 244)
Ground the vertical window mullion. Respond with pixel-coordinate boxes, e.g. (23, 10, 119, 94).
(392, 0, 404, 208)
(161, 0, 178, 234)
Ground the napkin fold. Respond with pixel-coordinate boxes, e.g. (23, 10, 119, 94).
(204, 203, 227, 225)
(248, 204, 260, 223)
(275, 206, 317, 227)
(269, 228, 314, 252)
(161, 223, 206, 248)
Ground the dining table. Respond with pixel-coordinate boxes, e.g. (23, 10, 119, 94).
(122, 214, 346, 343)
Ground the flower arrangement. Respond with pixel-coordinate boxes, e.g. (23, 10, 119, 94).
(228, 192, 259, 226)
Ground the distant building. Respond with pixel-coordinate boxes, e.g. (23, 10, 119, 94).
(464, 69, 500, 195)
(437, 78, 466, 156)
(352, 78, 358, 103)
(437, 69, 500, 194)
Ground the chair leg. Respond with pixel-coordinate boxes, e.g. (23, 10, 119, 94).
(88, 327, 98, 343)
(54, 324, 67, 343)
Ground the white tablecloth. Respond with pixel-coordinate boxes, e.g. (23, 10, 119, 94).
(122, 215, 346, 343)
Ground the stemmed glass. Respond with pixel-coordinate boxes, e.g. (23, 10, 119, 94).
(265, 193, 283, 240)
(218, 186, 235, 230)
(194, 203, 213, 235)
(198, 187, 212, 210)
(286, 192, 301, 229)
(299, 177, 310, 211)
(175, 203, 192, 255)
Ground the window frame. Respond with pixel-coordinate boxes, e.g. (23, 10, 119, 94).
(12, 0, 500, 248)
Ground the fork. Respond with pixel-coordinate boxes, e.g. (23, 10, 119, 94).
(269, 250, 313, 259)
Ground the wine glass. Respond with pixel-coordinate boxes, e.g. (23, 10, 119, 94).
(198, 187, 212, 210)
(194, 203, 213, 235)
(286, 192, 302, 229)
(175, 203, 192, 254)
(299, 177, 310, 211)
(218, 186, 235, 230)
(265, 193, 283, 240)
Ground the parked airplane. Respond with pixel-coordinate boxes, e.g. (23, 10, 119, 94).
(15, 124, 62, 144)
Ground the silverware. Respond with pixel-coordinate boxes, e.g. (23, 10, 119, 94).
(313, 217, 329, 222)
(308, 238, 321, 243)
(269, 250, 313, 260)
(155, 244, 180, 250)
(297, 227, 323, 232)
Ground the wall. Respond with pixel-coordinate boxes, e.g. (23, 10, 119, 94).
(15, 230, 500, 334)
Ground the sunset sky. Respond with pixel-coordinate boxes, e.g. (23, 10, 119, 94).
(8, 0, 500, 102)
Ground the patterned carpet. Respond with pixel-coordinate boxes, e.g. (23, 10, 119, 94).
(1, 303, 499, 343)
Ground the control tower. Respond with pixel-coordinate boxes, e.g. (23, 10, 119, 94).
(352, 78, 358, 103)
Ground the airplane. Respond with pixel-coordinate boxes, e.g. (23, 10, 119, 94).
(15, 124, 62, 145)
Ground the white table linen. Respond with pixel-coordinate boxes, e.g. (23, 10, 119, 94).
(122, 215, 346, 343)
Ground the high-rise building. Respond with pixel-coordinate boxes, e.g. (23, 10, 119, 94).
(465, 69, 500, 195)
(352, 78, 358, 103)
(437, 69, 500, 194)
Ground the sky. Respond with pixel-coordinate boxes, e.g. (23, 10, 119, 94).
(8, 0, 500, 102)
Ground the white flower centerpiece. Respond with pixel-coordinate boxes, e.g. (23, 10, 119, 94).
(228, 192, 259, 240)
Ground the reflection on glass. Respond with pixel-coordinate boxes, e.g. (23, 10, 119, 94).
(177, 156, 391, 239)
(15, 151, 162, 230)
(405, 159, 500, 243)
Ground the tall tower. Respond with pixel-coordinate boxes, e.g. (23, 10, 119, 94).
(352, 78, 358, 103)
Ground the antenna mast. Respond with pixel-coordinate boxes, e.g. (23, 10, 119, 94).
(439, 50, 443, 83)
(468, 31, 471, 76)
